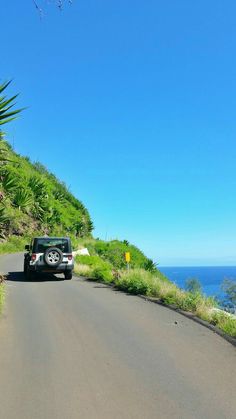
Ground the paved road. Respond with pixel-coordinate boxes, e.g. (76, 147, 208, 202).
(0, 253, 236, 419)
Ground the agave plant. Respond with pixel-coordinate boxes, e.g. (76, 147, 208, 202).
(1, 171, 19, 193)
(32, 201, 46, 221)
(0, 81, 22, 164)
(47, 207, 61, 225)
(54, 190, 65, 204)
(0, 206, 10, 238)
(143, 258, 158, 273)
(28, 175, 48, 199)
(0, 138, 15, 165)
(72, 218, 93, 237)
(0, 81, 22, 127)
(27, 175, 50, 221)
(12, 188, 33, 211)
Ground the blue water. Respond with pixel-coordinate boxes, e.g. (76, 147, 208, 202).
(159, 266, 236, 301)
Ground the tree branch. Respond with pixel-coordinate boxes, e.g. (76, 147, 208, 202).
(32, 0, 73, 14)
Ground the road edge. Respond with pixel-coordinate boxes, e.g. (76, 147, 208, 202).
(76, 275, 236, 348)
(138, 295, 236, 347)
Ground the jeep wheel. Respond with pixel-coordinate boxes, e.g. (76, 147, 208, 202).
(64, 271, 72, 280)
(44, 247, 63, 267)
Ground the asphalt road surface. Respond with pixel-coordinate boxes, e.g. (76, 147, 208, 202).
(0, 253, 236, 419)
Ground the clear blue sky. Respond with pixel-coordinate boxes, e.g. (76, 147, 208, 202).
(1, 0, 236, 266)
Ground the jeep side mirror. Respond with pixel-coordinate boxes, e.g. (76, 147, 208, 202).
(25, 245, 30, 251)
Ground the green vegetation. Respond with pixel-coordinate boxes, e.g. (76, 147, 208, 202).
(0, 81, 93, 243)
(221, 278, 236, 310)
(0, 235, 31, 255)
(214, 313, 236, 337)
(73, 237, 160, 286)
(74, 237, 157, 271)
(185, 278, 202, 294)
(75, 254, 113, 283)
(0, 81, 22, 171)
(0, 81, 22, 135)
(0, 144, 93, 243)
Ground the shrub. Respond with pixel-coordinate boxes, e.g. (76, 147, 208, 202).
(185, 278, 202, 294)
(221, 278, 236, 311)
(209, 310, 236, 337)
(75, 254, 113, 283)
(217, 315, 236, 337)
(91, 265, 113, 283)
(158, 282, 180, 305)
(175, 291, 203, 312)
(115, 269, 153, 295)
(143, 258, 158, 273)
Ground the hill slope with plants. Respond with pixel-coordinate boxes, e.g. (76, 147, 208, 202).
(0, 80, 92, 242)
(0, 141, 93, 240)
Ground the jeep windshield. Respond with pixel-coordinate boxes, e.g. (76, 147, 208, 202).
(33, 238, 70, 253)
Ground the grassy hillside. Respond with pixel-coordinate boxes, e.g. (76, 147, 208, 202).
(75, 237, 157, 270)
(0, 141, 93, 240)
(73, 237, 162, 282)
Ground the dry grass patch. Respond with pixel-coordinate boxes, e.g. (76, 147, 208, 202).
(74, 263, 92, 277)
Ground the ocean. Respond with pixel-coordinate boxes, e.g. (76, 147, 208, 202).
(159, 266, 236, 301)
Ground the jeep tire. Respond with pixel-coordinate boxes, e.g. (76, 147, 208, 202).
(64, 271, 72, 280)
(44, 247, 63, 267)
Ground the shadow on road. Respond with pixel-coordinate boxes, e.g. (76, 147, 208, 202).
(6, 271, 65, 282)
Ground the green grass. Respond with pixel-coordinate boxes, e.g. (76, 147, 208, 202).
(218, 316, 236, 336)
(73, 237, 158, 271)
(75, 254, 113, 283)
(0, 235, 29, 254)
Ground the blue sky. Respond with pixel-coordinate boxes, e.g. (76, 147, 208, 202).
(1, 0, 236, 266)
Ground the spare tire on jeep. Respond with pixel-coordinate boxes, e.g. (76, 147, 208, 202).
(44, 247, 63, 267)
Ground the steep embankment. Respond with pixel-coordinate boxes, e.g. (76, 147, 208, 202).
(0, 141, 93, 240)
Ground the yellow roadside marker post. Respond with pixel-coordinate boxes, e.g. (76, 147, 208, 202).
(125, 252, 131, 271)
